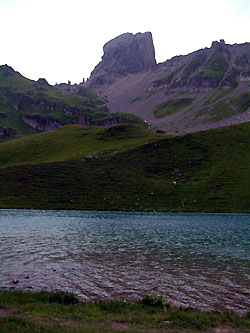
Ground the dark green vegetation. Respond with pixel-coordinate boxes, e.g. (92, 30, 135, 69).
(196, 51, 228, 81)
(182, 53, 207, 80)
(154, 98, 195, 118)
(233, 92, 250, 112)
(0, 291, 249, 333)
(198, 103, 235, 123)
(197, 89, 250, 123)
(2, 122, 250, 212)
(199, 91, 250, 122)
(222, 67, 240, 88)
(0, 65, 144, 141)
(206, 88, 234, 105)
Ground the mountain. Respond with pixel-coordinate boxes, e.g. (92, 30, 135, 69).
(85, 34, 250, 135)
(0, 65, 145, 140)
(1, 121, 250, 212)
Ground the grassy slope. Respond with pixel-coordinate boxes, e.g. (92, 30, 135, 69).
(1, 122, 250, 212)
(0, 291, 249, 333)
(0, 124, 161, 168)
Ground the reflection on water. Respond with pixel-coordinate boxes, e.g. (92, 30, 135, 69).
(0, 209, 249, 313)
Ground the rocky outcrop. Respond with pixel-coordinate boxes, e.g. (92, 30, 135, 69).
(235, 53, 250, 68)
(21, 115, 62, 132)
(21, 113, 140, 132)
(0, 65, 15, 78)
(37, 78, 49, 85)
(86, 32, 156, 88)
(0, 126, 16, 137)
(91, 116, 138, 127)
(75, 114, 139, 127)
(171, 77, 220, 92)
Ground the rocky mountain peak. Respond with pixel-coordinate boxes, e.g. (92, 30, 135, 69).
(211, 39, 226, 47)
(86, 32, 156, 88)
(0, 64, 15, 78)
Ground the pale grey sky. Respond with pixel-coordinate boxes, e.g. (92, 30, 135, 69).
(0, 0, 249, 85)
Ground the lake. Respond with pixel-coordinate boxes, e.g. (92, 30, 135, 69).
(0, 209, 249, 313)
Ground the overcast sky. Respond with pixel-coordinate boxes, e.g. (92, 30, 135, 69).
(0, 0, 249, 85)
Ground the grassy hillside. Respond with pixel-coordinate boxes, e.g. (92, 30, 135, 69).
(0, 65, 145, 141)
(0, 124, 162, 168)
(1, 122, 250, 212)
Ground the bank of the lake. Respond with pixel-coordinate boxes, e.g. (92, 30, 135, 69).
(0, 290, 250, 333)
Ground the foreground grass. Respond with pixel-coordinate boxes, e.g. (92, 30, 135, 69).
(0, 291, 249, 332)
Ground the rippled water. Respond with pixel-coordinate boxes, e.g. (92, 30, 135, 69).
(0, 209, 249, 313)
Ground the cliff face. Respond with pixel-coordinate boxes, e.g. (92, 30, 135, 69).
(86, 32, 156, 88)
(21, 115, 62, 132)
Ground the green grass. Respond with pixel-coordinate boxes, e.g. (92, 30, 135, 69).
(0, 68, 96, 113)
(202, 87, 249, 121)
(196, 51, 228, 81)
(2, 122, 250, 212)
(154, 98, 195, 118)
(206, 88, 234, 104)
(181, 53, 207, 80)
(0, 290, 249, 332)
(0, 124, 162, 168)
(205, 103, 235, 122)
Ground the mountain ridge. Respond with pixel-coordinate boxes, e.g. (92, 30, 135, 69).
(82, 34, 250, 135)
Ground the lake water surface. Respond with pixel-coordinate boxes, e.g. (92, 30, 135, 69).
(0, 209, 249, 313)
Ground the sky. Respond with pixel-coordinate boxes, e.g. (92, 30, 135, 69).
(0, 0, 249, 85)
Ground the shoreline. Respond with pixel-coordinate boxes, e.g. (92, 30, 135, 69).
(1, 207, 250, 215)
(0, 285, 248, 317)
(0, 290, 249, 333)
